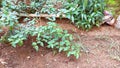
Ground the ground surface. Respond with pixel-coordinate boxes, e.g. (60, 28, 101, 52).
(0, 19, 120, 68)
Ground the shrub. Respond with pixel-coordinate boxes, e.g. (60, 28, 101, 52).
(1, 0, 47, 14)
(0, 18, 81, 59)
(0, 1, 81, 59)
(7, 21, 80, 58)
(1, 0, 105, 30)
(60, 0, 105, 30)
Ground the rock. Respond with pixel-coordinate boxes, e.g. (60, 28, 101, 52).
(102, 10, 115, 25)
(53, 59, 57, 62)
(104, 10, 112, 16)
(103, 15, 112, 22)
(0, 58, 7, 65)
(107, 18, 115, 25)
(26, 56, 31, 60)
(114, 16, 120, 29)
(103, 15, 114, 25)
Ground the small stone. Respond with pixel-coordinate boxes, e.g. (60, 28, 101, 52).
(0, 58, 7, 65)
(41, 54, 44, 56)
(10, 51, 16, 53)
(102, 16, 113, 25)
(46, 63, 49, 66)
(53, 59, 57, 62)
(103, 16, 112, 20)
(107, 18, 115, 25)
(27, 56, 31, 59)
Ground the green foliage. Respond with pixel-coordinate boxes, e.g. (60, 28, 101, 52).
(105, 0, 120, 17)
(1, 0, 106, 30)
(0, 8, 18, 30)
(17, 0, 47, 13)
(0, 2, 81, 58)
(0, 0, 106, 58)
(60, 0, 105, 30)
(1, 0, 47, 14)
(105, 0, 116, 6)
(0, 19, 80, 58)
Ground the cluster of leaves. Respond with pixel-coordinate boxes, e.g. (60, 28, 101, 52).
(0, 0, 81, 59)
(60, 0, 105, 30)
(0, 7, 18, 30)
(105, 0, 117, 6)
(0, 19, 80, 58)
(17, 0, 47, 13)
(41, 0, 66, 14)
(1, 0, 47, 14)
(1, 0, 106, 30)
(104, 0, 120, 17)
(1, 0, 64, 14)
(7, 21, 80, 58)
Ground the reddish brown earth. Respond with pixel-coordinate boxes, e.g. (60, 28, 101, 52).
(0, 19, 120, 68)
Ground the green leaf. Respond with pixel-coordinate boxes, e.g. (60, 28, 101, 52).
(18, 41, 23, 46)
(33, 45, 39, 51)
(11, 42, 17, 48)
(37, 41, 44, 47)
(32, 42, 37, 46)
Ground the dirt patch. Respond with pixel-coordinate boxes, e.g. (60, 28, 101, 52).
(0, 19, 120, 68)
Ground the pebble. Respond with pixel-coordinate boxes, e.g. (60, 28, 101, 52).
(46, 63, 49, 66)
(53, 59, 57, 62)
(26, 56, 31, 60)
(108, 18, 115, 25)
(41, 54, 44, 57)
(103, 15, 114, 25)
(0, 58, 7, 65)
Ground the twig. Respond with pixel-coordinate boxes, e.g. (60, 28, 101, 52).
(19, 13, 66, 18)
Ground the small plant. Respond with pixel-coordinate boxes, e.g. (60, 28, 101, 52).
(0, 2, 19, 42)
(1, 0, 47, 14)
(17, 0, 47, 13)
(60, 0, 105, 30)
